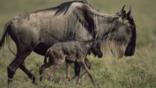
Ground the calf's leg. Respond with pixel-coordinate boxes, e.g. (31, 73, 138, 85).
(80, 60, 95, 86)
(39, 62, 53, 81)
(73, 57, 91, 80)
(66, 62, 72, 80)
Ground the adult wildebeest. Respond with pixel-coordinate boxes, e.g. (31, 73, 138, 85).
(0, 1, 136, 83)
(39, 39, 103, 85)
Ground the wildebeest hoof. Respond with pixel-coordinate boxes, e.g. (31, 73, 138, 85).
(76, 78, 81, 84)
(32, 79, 36, 84)
(8, 78, 13, 85)
(67, 77, 72, 81)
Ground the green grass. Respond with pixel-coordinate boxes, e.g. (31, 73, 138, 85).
(0, 0, 156, 88)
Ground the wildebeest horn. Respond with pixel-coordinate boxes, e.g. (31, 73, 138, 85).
(116, 4, 126, 17)
(121, 4, 126, 12)
(127, 7, 131, 17)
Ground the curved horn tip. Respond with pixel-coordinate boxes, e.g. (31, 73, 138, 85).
(121, 4, 126, 11)
(127, 7, 132, 16)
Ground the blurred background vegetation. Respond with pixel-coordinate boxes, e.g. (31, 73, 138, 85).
(0, 0, 156, 88)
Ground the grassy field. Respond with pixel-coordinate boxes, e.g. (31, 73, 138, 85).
(0, 0, 156, 88)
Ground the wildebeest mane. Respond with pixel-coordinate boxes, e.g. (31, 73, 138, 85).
(33, 1, 73, 13)
(33, 1, 87, 15)
(54, 0, 89, 15)
(54, 1, 75, 15)
(75, 5, 96, 38)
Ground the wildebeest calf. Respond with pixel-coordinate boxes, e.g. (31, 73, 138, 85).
(39, 40, 103, 85)
(44, 53, 91, 81)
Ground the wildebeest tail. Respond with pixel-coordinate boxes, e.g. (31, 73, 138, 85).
(44, 50, 50, 64)
(0, 21, 12, 48)
(44, 50, 55, 64)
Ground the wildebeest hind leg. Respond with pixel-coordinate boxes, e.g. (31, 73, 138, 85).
(66, 62, 72, 81)
(39, 62, 53, 81)
(7, 48, 32, 84)
(19, 64, 36, 83)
